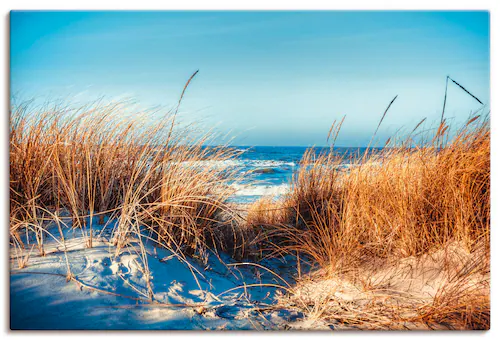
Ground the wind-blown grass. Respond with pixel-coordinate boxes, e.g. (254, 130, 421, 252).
(9, 74, 490, 329)
(248, 115, 490, 330)
(9, 95, 249, 299)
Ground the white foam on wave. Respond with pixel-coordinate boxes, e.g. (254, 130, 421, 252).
(177, 159, 243, 168)
(249, 160, 296, 168)
(231, 183, 291, 197)
(178, 159, 297, 169)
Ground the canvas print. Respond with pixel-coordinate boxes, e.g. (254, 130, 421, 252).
(9, 11, 490, 330)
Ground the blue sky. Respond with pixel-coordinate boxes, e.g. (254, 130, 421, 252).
(10, 11, 489, 146)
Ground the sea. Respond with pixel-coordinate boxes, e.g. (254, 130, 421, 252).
(227, 146, 374, 203)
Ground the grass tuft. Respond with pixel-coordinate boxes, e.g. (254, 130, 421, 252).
(250, 115, 490, 330)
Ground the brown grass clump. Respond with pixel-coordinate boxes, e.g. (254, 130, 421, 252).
(9, 72, 490, 329)
(9, 93, 246, 290)
(251, 115, 490, 330)
(246, 197, 289, 230)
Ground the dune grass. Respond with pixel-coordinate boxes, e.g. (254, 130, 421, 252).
(9, 91, 252, 298)
(246, 114, 490, 329)
(10, 100, 490, 328)
(9, 73, 490, 329)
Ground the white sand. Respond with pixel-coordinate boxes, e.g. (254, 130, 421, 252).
(10, 221, 305, 330)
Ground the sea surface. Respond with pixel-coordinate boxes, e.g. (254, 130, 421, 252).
(227, 146, 374, 203)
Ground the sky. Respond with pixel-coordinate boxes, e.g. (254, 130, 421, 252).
(10, 11, 490, 146)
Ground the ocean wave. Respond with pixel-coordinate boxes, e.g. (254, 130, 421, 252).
(233, 148, 250, 153)
(177, 159, 297, 169)
(231, 183, 290, 197)
(248, 160, 296, 168)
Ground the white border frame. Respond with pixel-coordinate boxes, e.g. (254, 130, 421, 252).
(1, 2, 497, 339)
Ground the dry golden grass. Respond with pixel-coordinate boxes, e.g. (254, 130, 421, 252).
(9, 91, 247, 298)
(249, 116, 490, 330)
(9, 73, 490, 329)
